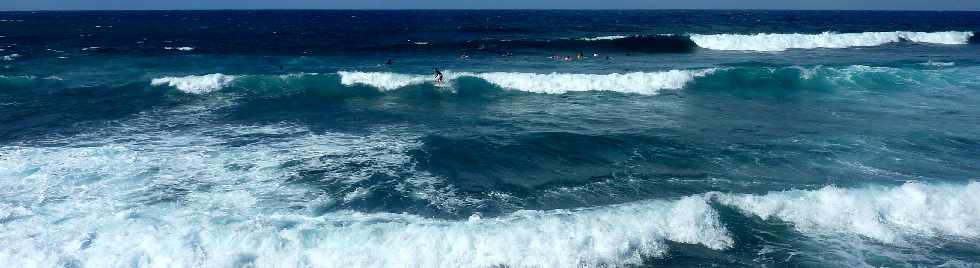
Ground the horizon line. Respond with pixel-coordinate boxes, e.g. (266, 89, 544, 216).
(2, 8, 979, 12)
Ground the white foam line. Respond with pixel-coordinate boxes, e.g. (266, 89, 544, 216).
(338, 70, 716, 95)
(690, 31, 974, 51)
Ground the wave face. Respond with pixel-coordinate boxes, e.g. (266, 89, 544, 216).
(690, 31, 975, 51)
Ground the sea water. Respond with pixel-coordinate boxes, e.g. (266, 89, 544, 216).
(1, 10, 980, 267)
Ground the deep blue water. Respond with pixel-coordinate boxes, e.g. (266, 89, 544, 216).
(1, 10, 980, 267)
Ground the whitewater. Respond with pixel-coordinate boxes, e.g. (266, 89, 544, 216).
(689, 31, 974, 51)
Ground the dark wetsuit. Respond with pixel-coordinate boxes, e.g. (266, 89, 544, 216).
(435, 69, 444, 84)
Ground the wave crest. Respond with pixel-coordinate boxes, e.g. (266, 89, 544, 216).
(691, 31, 974, 51)
(717, 182, 980, 244)
(338, 70, 715, 95)
(150, 73, 237, 94)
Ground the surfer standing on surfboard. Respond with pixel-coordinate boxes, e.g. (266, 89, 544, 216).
(434, 68, 444, 85)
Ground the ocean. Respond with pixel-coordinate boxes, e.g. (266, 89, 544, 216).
(1, 10, 980, 267)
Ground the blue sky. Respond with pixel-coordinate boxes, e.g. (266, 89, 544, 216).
(2, 0, 979, 11)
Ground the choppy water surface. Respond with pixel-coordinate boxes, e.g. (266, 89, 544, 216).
(1, 10, 980, 267)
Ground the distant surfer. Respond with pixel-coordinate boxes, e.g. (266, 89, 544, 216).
(385, 58, 394, 65)
(434, 68, 444, 85)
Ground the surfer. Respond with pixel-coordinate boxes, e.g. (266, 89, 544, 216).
(434, 68, 444, 85)
(385, 58, 394, 65)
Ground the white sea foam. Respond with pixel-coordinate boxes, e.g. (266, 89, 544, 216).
(716, 182, 980, 244)
(690, 31, 974, 51)
(580, 35, 630, 41)
(338, 70, 715, 95)
(164, 46, 195, 51)
(919, 61, 955, 67)
(0, 107, 733, 267)
(470, 70, 714, 94)
(150, 73, 237, 94)
(2, 109, 978, 267)
(296, 196, 731, 268)
(1, 53, 20, 61)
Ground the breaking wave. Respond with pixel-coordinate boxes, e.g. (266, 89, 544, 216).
(150, 73, 237, 94)
(148, 65, 980, 96)
(716, 182, 980, 244)
(690, 31, 975, 51)
(340, 70, 716, 95)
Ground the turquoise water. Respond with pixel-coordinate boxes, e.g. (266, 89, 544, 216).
(1, 10, 980, 267)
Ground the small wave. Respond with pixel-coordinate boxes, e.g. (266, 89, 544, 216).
(338, 70, 715, 95)
(364, 35, 697, 53)
(1, 53, 20, 61)
(690, 31, 974, 51)
(716, 182, 980, 244)
(164, 46, 195, 51)
(919, 61, 955, 67)
(150, 73, 237, 94)
(580, 35, 630, 41)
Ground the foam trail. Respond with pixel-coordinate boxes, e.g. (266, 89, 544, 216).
(690, 31, 974, 51)
(338, 70, 715, 95)
(150, 73, 237, 94)
(716, 182, 980, 244)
